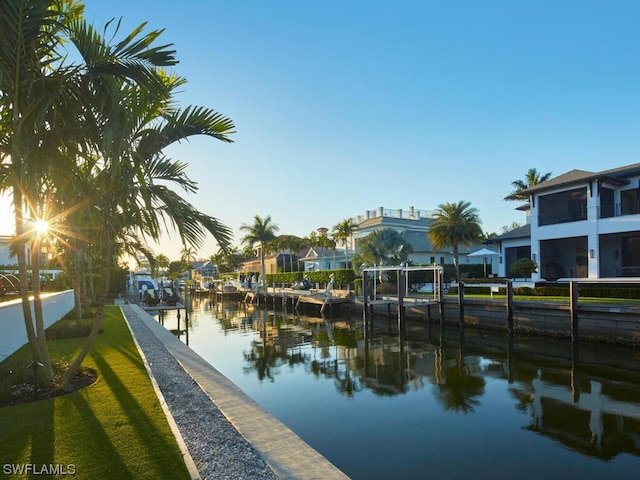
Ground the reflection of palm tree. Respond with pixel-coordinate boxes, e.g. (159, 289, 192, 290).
(241, 308, 308, 381)
(432, 344, 486, 413)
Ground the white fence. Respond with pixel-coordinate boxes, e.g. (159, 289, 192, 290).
(0, 290, 75, 362)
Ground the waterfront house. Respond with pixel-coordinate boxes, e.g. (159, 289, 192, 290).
(351, 206, 485, 270)
(490, 163, 640, 281)
(300, 246, 348, 272)
(190, 260, 218, 287)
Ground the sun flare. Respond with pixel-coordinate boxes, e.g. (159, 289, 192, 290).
(34, 219, 49, 235)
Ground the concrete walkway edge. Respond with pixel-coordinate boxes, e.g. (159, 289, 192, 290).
(126, 304, 350, 480)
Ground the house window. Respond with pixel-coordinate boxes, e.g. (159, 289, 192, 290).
(430, 256, 435, 264)
(538, 187, 587, 226)
(599, 187, 615, 218)
(622, 236, 640, 273)
(621, 188, 640, 216)
(440, 256, 445, 265)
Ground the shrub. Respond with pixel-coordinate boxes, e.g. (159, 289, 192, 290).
(510, 258, 538, 279)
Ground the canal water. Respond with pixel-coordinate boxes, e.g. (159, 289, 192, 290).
(156, 296, 640, 480)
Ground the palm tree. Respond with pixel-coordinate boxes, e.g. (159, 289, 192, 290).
(181, 246, 198, 265)
(317, 229, 336, 270)
(428, 201, 483, 282)
(332, 218, 356, 269)
(278, 234, 304, 272)
(0, 0, 81, 387)
(504, 168, 552, 201)
(57, 17, 232, 389)
(240, 215, 279, 293)
(154, 254, 170, 278)
(358, 228, 412, 267)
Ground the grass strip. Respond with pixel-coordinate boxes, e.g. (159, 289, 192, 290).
(0, 306, 191, 479)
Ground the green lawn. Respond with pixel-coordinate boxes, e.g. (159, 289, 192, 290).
(0, 307, 191, 479)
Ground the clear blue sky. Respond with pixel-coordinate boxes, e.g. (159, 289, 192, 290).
(5, 1, 640, 261)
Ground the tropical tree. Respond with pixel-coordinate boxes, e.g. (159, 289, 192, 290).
(317, 229, 336, 270)
(210, 246, 244, 274)
(279, 234, 304, 272)
(501, 221, 523, 233)
(504, 168, 552, 201)
(180, 246, 198, 265)
(332, 218, 356, 269)
(59, 23, 234, 389)
(1, 2, 235, 390)
(154, 253, 170, 277)
(357, 228, 413, 267)
(0, 0, 88, 387)
(428, 201, 483, 282)
(240, 215, 279, 293)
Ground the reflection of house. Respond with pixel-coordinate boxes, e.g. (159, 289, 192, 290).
(352, 206, 485, 268)
(490, 163, 640, 281)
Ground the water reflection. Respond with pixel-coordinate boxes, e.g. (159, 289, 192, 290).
(166, 297, 640, 470)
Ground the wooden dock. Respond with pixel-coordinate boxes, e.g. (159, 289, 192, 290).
(244, 288, 352, 315)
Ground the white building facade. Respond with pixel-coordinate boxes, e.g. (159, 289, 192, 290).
(496, 163, 640, 282)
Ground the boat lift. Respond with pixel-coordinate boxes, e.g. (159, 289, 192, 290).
(360, 264, 445, 333)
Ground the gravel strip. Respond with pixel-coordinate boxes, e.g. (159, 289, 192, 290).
(121, 305, 279, 480)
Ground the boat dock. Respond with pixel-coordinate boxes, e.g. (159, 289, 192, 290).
(244, 287, 352, 315)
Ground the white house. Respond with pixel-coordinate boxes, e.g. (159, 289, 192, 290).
(351, 206, 486, 270)
(490, 163, 640, 282)
(0, 235, 14, 266)
(0, 235, 38, 267)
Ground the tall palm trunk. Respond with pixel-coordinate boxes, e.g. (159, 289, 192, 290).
(453, 246, 460, 282)
(260, 245, 267, 295)
(31, 235, 53, 382)
(61, 223, 112, 391)
(13, 186, 42, 369)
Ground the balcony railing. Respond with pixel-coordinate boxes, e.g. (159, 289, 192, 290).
(597, 201, 640, 219)
(538, 206, 587, 226)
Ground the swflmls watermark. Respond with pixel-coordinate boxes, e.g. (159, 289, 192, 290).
(3, 463, 76, 476)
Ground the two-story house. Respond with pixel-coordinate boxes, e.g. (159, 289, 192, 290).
(351, 206, 485, 268)
(493, 163, 640, 281)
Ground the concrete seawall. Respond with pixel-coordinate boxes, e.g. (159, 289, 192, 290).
(419, 298, 640, 343)
(0, 290, 75, 361)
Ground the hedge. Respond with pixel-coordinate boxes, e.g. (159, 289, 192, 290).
(450, 284, 640, 299)
(266, 269, 356, 286)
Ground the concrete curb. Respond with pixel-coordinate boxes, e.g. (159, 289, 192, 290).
(126, 304, 350, 480)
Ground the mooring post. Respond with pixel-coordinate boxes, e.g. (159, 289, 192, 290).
(458, 281, 465, 328)
(570, 280, 579, 344)
(438, 268, 445, 325)
(506, 280, 514, 334)
(398, 267, 406, 333)
(362, 270, 370, 335)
